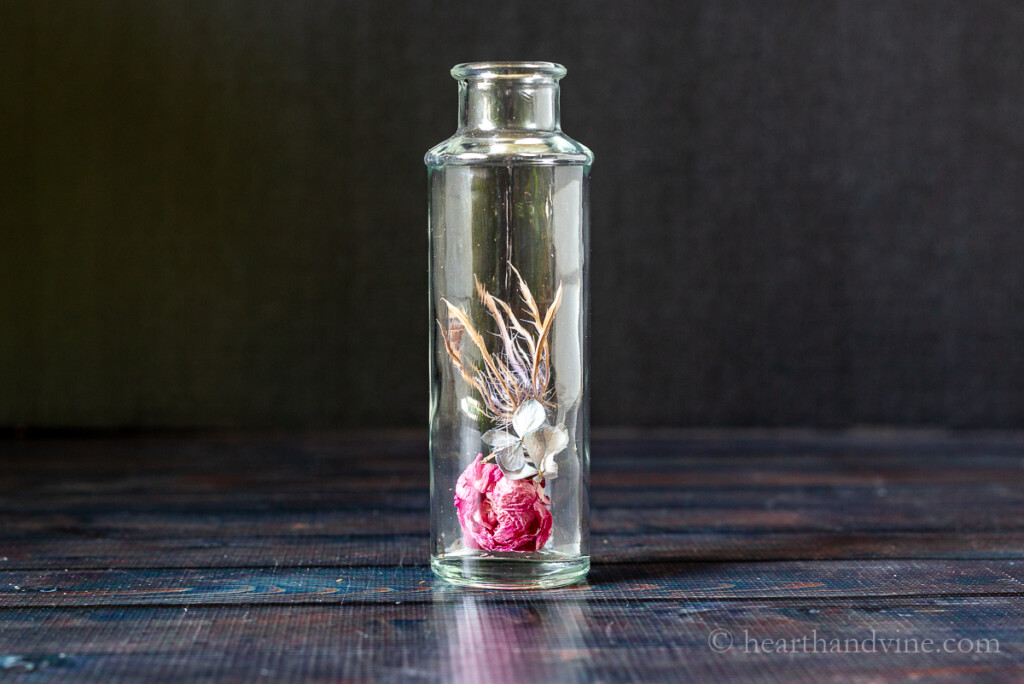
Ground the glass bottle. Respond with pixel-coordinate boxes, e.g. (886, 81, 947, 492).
(426, 62, 592, 589)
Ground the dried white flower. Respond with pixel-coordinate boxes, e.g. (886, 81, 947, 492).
(482, 400, 568, 481)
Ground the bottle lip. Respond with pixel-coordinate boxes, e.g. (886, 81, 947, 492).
(451, 62, 566, 82)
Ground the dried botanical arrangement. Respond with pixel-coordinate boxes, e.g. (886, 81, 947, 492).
(439, 266, 568, 551)
(439, 266, 568, 481)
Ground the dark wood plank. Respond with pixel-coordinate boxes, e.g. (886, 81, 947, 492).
(4, 497, 1024, 568)
(3, 434, 1024, 571)
(5, 480, 1024, 509)
(5, 498, 1023, 536)
(5, 531, 1024, 571)
(3, 432, 1024, 682)
(1, 561, 1023, 607)
(0, 597, 1020, 683)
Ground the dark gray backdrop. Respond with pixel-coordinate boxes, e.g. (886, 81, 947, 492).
(2, 1, 1023, 429)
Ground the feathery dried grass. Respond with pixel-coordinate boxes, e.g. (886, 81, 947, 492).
(439, 268, 563, 424)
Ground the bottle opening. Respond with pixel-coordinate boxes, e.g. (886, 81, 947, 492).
(451, 62, 566, 82)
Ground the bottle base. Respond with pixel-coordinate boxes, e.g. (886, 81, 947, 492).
(430, 554, 590, 590)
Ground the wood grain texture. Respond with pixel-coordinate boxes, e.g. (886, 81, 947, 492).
(0, 599, 1021, 683)
(1, 433, 1023, 682)
(2, 561, 1024, 607)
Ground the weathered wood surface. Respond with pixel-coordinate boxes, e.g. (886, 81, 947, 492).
(2, 432, 1024, 682)
(3, 560, 1024, 606)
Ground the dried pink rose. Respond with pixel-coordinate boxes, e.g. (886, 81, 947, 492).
(454, 454, 553, 552)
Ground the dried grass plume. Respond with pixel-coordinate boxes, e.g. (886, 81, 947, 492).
(439, 265, 563, 425)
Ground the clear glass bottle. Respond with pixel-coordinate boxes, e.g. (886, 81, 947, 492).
(426, 62, 592, 589)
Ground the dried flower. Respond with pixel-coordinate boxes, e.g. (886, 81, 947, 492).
(482, 399, 568, 481)
(454, 454, 553, 552)
(441, 268, 567, 550)
(438, 266, 562, 425)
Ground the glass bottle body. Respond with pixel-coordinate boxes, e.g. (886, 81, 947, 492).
(426, 63, 592, 589)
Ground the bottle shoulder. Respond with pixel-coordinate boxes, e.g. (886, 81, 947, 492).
(424, 130, 594, 167)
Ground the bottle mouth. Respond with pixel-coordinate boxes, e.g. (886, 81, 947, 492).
(451, 62, 566, 82)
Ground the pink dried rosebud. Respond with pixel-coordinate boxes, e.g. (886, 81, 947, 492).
(454, 454, 552, 552)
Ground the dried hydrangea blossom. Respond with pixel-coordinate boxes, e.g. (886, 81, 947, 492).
(482, 399, 567, 481)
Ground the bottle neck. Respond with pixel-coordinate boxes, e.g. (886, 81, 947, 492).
(458, 79, 561, 133)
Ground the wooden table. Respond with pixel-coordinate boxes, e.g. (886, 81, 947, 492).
(2, 432, 1023, 682)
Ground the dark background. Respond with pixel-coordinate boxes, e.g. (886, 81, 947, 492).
(2, 1, 1022, 430)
